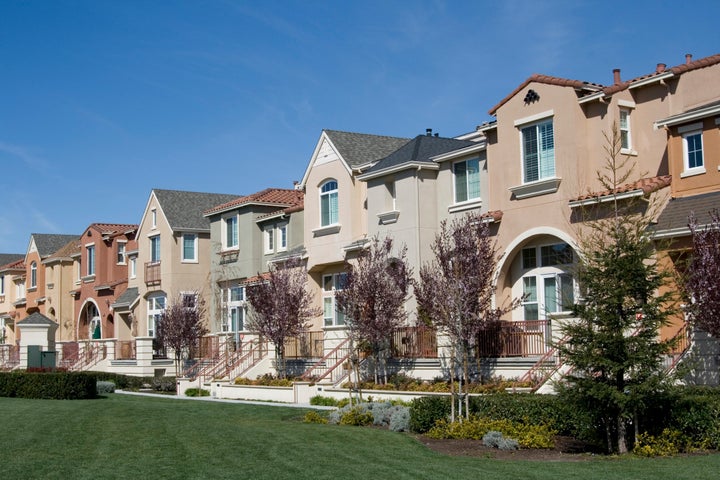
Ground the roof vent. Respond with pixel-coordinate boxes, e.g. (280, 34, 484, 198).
(426, 128, 433, 136)
(685, 53, 693, 64)
(656, 63, 666, 73)
(613, 68, 621, 85)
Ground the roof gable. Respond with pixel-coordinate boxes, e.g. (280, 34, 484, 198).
(29, 234, 80, 259)
(143, 189, 239, 233)
(204, 188, 304, 217)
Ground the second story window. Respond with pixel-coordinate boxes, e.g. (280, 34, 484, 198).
(322, 272, 347, 327)
(117, 242, 126, 264)
(620, 109, 632, 151)
(453, 158, 480, 203)
(521, 119, 555, 183)
(0, 274, 4, 296)
(130, 256, 137, 278)
(225, 216, 239, 249)
(680, 123, 704, 176)
(182, 233, 197, 262)
(278, 223, 288, 251)
(86, 246, 95, 277)
(320, 180, 339, 226)
(30, 262, 37, 289)
(264, 226, 274, 254)
(150, 235, 161, 263)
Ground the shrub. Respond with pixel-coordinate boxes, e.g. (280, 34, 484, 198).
(633, 429, 685, 457)
(339, 406, 374, 426)
(309, 395, 338, 406)
(483, 430, 519, 450)
(303, 411, 328, 424)
(0, 371, 97, 400)
(389, 407, 410, 432)
(409, 396, 450, 433)
(96, 381, 116, 394)
(427, 416, 555, 449)
(185, 388, 210, 397)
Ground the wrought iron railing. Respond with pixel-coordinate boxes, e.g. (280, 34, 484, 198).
(391, 326, 438, 358)
(145, 261, 161, 285)
(476, 320, 550, 358)
(284, 331, 324, 358)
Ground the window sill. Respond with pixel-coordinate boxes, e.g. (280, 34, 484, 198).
(181, 259, 199, 264)
(82, 275, 96, 283)
(312, 224, 341, 237)
(27, 287, 37, 293)
(620, 148, 637, 156)
(509, 177, 562, 199)
(323, 324, 348, 331)
(377, 210, 400, 225)
(448, 198, 482, 214)
(680, 168, 706, 178)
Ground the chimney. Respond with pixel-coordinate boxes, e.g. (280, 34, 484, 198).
(426, 128, 432, 136)
(656, 63, 666, 73)
(613, 68, 621, 85)
(685, 53, 693, 64)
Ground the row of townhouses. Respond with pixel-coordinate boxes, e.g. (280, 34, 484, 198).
(1, 52, 719, 389)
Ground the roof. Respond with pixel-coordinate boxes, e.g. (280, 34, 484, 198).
(16, 312, 58, 326)
(0, 254, 23, 268)
(569, 175, 672, 206)
(323, 130, 409, 168)
(363, 134, 477, 176)
(153, 189, 239, 232)
(31, 234, 80, 258)
(0, 257, 24, 272)
(481, 210, 503, 223)
(87, 223, 138, 237)
(489, 74, 603, 115)
(204, 188, 304, 217)
(43, 238, 81, 263)
(654, 191, 720, 238)
(111, 287, 139, 310)
(654, 99, 720, 129)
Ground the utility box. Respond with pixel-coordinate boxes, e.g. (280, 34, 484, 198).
(27, 346, 57, 369)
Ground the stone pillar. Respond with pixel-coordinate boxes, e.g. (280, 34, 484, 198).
(16, 312, 59, 369)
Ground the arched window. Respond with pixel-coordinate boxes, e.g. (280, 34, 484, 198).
(30, 262, 37, 289)
(320, 180, 338, 226)
(518, 242, 575, 320)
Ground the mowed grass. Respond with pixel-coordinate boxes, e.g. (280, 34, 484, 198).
(1, 394, 719, 480)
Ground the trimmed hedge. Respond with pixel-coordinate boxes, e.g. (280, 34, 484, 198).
(0, 371, 97, 399)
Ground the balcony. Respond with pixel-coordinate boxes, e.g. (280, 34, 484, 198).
(145, 261, 161, 286)
(477, 320, 550, 358)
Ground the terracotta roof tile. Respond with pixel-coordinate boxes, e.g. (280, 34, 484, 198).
(489, 74, 602, 115)
(88, 223, 138, 236)
(570, 175, 671, 205)
(481, 210, 503, 223)
(0, 258, 25, 272)
(205, 188, 304, 216)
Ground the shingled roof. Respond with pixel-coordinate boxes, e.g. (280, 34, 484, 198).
(323, 130, 409, 168)
(654, 191, 720, 238)
(31, 234, 80, 259)
(0, 254, 23, 268)
(43, 238, 80, 264)
(204, 188, 304, 217)
(153, 189, 239, 232)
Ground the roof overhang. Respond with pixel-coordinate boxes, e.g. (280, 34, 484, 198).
(654, 103, 720, 130)
(569, 189, 645, 208)
(431, 143, 487, 163)
(357, 162, 439, 181)
(629, 72, 675, 90)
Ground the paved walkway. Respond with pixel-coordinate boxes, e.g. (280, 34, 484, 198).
(115, 389, 336, 410)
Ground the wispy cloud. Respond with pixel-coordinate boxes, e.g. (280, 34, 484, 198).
(0, 141, 49, 171)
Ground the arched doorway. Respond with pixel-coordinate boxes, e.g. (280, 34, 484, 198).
(78, 301, 101, 340)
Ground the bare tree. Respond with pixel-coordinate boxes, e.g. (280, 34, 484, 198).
(335, 236, 412, 386)
(156, 291, 209, 375)
(686, 209, 720, 336)
(415, 212, 520, 420)
(246, 257, 320, 379)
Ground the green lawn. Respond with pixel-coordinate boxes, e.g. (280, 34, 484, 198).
(1, 394, 719, 480)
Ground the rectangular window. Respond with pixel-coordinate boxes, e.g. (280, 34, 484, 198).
(453, 158, 481, 203)
(182, 234, 197, 262)
(130, 257, 137, 278)
(522, 247, 537, 270)
(151, 209, 157, 228)
(278, 224, 288, 251)
(264, 226, 274, 254)
(683, 130, 704, 172)
(0, 275, 4, 296)
(147, 295, 166, 337)
(320, 181, 339, 226)
(150, 236, 161, 263)
(620, 109, 632, 150)
(322, 273, 346, 326)
(225, 216, 238, 249)
(86, 246, 95, 276)
(522, 120, 555, 183)
(224, 286, 245, 332)
(540, 244, 574, 266)
(117, 242, 126, 264)
(384, 181, 396, 211)
(522, 277, 538, 321)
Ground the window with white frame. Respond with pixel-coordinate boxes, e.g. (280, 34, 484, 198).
(130, 256, 137, 278)
(620, 108, 632, 151)
(224, 215, 239, 250)
(681, 124, 704, 175)
(182, 233, 197, 262)
(86, 246, 95, 277)
(264, 226, 275, 254)
(0, 274, 4, 296)
(223, 285, 245, 332)
(151, 208, 157, 228)
(320, 180, 339, 226)
(278, 223, 288, 251)
(16, 279, 25, 300)
(323, 272, 347, 327)
(30, 262, 37, 289)
(453, 158, 481, 203)
(150, 235, 161, 263)
(384, 181, 396, 211)
(521, 120, 555, 183)
(117, 242, 126, 264)
(147, 294, 166, 337)
(520, 243, 574, 320)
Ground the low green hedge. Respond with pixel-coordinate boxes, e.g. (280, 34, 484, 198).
(0, 371, 97, 399)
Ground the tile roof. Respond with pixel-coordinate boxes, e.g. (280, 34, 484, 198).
(570, 175, 672, 205)
(205, 188, 304, 216)
(111, 287, 139, 310)
(654, 191, 720, 236)
(323, 130, 410, 168)
(87, 223, 138, 236)
(43, 238, 81, 262)
(364, 134, 477, 174)
(153, 189, 240, 231)
(0, 257, 24, 272)
(0, 254, 23, 268)
(489, 74, 603, 115)
(31, 234, 80, 258)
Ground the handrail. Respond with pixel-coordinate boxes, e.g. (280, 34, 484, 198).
(300, 337, 352, 384)
(517, 334, 569, 389)
(228, 341, 270, 380)
(665, 321, 692, 373)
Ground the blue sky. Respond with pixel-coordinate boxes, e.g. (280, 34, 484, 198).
(1, 0, 718, 254)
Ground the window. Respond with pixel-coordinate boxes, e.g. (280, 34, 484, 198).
(453, 158, 480, 203)
(86, 246, 95, 276)
(521, 120, 555, 183)
(264, 226, 274, 254)
(278, 223, 288, 251)
(151, 208, 157, 228)
(30, 262, 37, 288)
(147, 294, 166, 337)
(181, 292, 197, 310)
(16, 280, 25, 300)
(519, 243, 574, 320)
(322, 273, 347, 327)
(320, 180, 339, 226)
(384, 181, 396, 211)
(150, 236, 161, 263)
(224, 216, 239, 249)
(182, 233, 197, 262)
(223, 286, 245, 332)
(620, 109, 632, 150)
(130, 257, 137, 278)
(682, 129, 704, 173)
(0, 274, 4, 296)
(117, 242, 126, 264)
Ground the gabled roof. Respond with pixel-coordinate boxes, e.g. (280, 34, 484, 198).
(0, 257, 24, 273)
(85, 223, 138, 238)
(323, 130, 409, 169)
(359, 134, 477, 180)
(152, 189, 239, 232)
(204, 188, 304, 217)
(30, 234, 80, 259)
(42, 238, 81, 264)
(111, 287, 139, 311)
(489, 74, 603, 115)
(569, 175, 672, 207)
(0, 254, 23, 268)
(16, 312, 58, 326)
(654, 191, 720, 238)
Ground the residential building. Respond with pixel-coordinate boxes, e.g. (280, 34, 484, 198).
(41, 239, 80, 342)
(0, 254, 24, 345)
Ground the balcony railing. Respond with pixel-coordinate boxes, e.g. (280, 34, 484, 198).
(145, 261, 161, 285)
(115, 340, 136, 360)
(0, 345, 19, 370)
(476, 320, 550, 358)
(391, 326, 438, 358)
(284, 331, 324, 358)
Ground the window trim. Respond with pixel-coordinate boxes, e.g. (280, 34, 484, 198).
(264, 226, 275, 254)
(30, 261, 37, 289)
(147, 294, 166, 338)
(116, 241, 127, 265)
(619, 107, 635, 155)
(679, 123, 705, 178)
(519, 243, 575, 320)
(520, 118, 555, 184)
(223, 214, 239, 251)
(149, 235, 161, 264)
(181, 233, 198, 263)
(277, 223, 288, 252)
(322, 272, 347, 327)
(85, 244, 96, 278)
(452, 157, 482, 206)
(319, 179, 339, 227)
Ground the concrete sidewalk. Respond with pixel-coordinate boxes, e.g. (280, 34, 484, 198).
(115, 389, 336, 410)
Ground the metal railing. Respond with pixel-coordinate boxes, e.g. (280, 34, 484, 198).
(0, 345, 19, 371)
(60, 341, 107, 371)
(477, 320, 550, 358)
(391, 326, 438, 358)
(145, 261, 161, 285)
(300, 337, 353, 385)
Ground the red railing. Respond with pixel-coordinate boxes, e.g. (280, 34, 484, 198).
(0, 345, 19, 371)
(391, 326, 438, 358)
(665, 321, 692, 372)
(60, 342, 107, 371)
(145, 261, 161, 285)
(477, 320, 550, 358)
(284, 331, 324, 358)
(115, 340, 136, 360)
(300, 337, 353, 385)
(228, 340, 270, 380)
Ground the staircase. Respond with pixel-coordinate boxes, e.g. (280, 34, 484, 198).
(516, 334, 569, 392)
(300, 337, 353, 386)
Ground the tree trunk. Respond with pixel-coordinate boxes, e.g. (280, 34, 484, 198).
(450, 345, 456, 422)
(617, 415, 628, 454)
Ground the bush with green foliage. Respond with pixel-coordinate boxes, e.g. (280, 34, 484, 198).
(0, 371, 97, 399)
(303, 411, 329, 424)
(339, 406, 374, 426)
(409, 395, 450, 433)
(309, 395, 338, 406)
(633, 429, 687, 457)
(96, 381, 116, 394)
(185, 388, 210, 397)
(427, 416, 555, 449)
